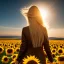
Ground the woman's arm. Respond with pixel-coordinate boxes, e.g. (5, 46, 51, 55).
(43, 28, 53, 63)
(17, 27, 28, 63)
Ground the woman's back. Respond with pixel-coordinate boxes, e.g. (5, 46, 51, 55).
(17, 26, 53, 64)
(22, 26, 46, 48)
(20, 26, 46, 64)
(17, 5, 53, 64)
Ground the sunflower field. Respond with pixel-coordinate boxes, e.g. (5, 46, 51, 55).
(0, 39, 64, 64)
(0, 39, 21, 64)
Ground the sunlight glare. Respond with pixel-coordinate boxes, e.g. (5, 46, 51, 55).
(40, 8, 48, 19)
(39, 8, 49, 29)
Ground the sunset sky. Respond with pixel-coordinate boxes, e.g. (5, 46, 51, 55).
(0, 0, 64, 37)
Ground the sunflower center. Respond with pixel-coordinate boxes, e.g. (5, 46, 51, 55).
(16, 49, 20, 52)
(60, 46, 62, 48)
(52, 54, 55, 58)
(59, 50, 62, 53)
(15, 44, 17, 47)
(27, 60, 37, 64)
(4, 57, 8, 61)
(52, 50, 55, 53)
(53, 46, 56, 49)
(13, 55, 16, 58)
(0, 48, 2, 52)
(11, 46, 13, 48)
(7, 49, 13, 53)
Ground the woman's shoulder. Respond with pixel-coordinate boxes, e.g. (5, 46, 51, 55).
(22, 26, 29, 30)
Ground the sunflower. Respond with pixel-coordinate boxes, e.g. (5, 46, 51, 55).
(11, 54, 18, 61)
(1, 56, 9, 63)
(59, 45, 63, 48)
(57, 48, 64, 55)
(51, 49, 56, 55)
(52, 53, 56, 58)
(52, 45, 58, 49)
(15, 47, 20, 53)
(22, 55, 40, 64)
(6, 48, 14, 55)
(0, 46, 4, 54)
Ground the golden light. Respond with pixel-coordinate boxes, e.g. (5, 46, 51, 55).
(40, 8, 48, 19)
(39, 8, 49, 29)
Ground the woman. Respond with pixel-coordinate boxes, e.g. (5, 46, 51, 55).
(16, 6, 53, 64)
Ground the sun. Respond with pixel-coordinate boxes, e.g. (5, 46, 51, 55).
(40, 8, 48, 20)
(39, 8, 49, 29)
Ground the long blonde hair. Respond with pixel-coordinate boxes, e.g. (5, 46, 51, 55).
(23, 6, 45, 48)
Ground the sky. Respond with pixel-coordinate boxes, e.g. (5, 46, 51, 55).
(0, 0, 64, 37)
